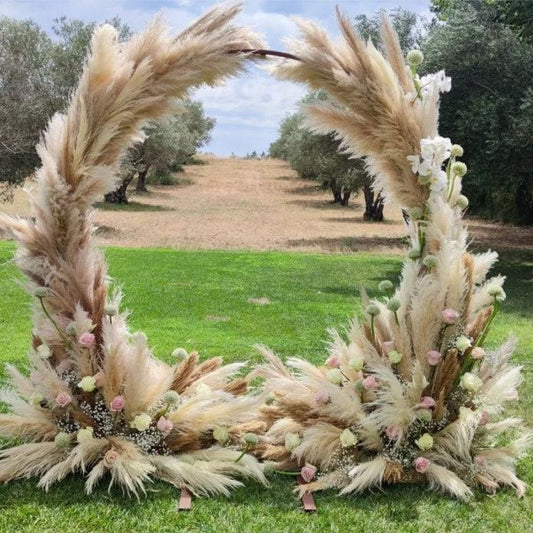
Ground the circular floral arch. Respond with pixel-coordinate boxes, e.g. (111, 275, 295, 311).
(0, 4, 526, 501)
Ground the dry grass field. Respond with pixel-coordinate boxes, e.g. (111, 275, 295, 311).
(1, 156, 531, 253)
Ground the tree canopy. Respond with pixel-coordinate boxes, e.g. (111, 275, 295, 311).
(424, 0, 533, 223)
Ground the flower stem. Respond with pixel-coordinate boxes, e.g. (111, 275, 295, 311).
(38, 296, 72, 348)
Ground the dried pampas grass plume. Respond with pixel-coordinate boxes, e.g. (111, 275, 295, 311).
(257, 11, 530, 500)
(0, 2, 268, 497)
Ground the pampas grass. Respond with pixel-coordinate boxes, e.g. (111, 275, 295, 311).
(0, 2, 267, 497)
(256, 11, 530, 500)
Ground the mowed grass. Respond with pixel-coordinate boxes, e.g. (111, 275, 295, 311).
(0, 241, 531, 533)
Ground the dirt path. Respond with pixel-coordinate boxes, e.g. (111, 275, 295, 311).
(2, 157, 531, 253)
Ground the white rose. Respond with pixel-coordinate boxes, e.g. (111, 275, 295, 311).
(78, 375, 97, 392)
(460, 372, 483, 393)
(77, 427, 95, 443)
(130, 413, 152, 431)
(339, 428, 358, 448)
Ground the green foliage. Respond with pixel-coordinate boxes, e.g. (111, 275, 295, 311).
(127, 100, 214, 186)
(270, 94, 368, 206)
(354, 7, 422, 51)
(423, 0, 533, 224)
(0, 18, 53, 195)
(0, 16, 129, 198)
(0, 241, 531, 531)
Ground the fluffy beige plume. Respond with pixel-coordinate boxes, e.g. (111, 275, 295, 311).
(257, 9, 529, 501)
(271, 10, 431, 209)
(0, 3, 269, 497)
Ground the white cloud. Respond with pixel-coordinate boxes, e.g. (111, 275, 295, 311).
(0, 0, 433, 154)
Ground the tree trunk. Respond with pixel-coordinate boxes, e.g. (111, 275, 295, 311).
(330, 181, 343, 204)
(341, 190, 351, 206)
(136, 165, 150, 192)
(104, 175, 134, 204)
(363, 185, 385, 221)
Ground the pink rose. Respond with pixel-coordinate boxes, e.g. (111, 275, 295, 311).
(417, 396, 436, 409)
(362, 376, 378, 391)
(414, 457, 430, 473)
(442, 309, 459, 325)
(382, 341, 395, 355)
(314, 390, 330, 405)
(79, 332, 95, 348)
(157, 416, 173, 436)
(478, 411, 490, 426)
(103, 449, 119, 468)
(471, 347, 485, 360)
(55, 391, 72, 407)
(385, 425, 400, 440)
(110, 395, 125, 412)
(300, 464, 317, 483)
(325, 355, 340, 368)
(426, 350, 442, 366)
(474, 455, 487, 468)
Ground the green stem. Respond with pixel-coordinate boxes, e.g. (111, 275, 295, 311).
(38, 297, 72, 348)
(234, 444, 252, 463)
(475, 300, 500, 348)
(274, 470, 300, 476)
(393, 311, 399, 326)
(370, 316, 375, 340)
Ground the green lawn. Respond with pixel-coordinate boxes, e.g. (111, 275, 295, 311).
(0, 241, 531, 533)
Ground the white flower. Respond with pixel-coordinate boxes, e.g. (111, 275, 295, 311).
(77, 427, 94, 443)
(285, 432, 300, 452)
(455, 335, 472, 352)
(195, 383, 212, 398)
(460, 372, 483, 393)
(419, 70, 452, 97)
(326, 368, 343, 385)
(213, 426, 230, 445)
(415, 433, 434, 450)
(388, 350, 403, 365)
(348, 356, 364, 372)
(36, 344, 52, 360)
(339, 428, 358, 448)
(130, 413, 152, 431)
(407, 155, 421, 174)
(78, 376, 97, 392)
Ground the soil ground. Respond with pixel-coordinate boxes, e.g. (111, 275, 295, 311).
(1, 157, 531, 254)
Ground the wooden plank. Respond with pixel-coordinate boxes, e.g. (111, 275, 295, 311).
(297, 476, 317, 513)
(178, 487, 192, 511)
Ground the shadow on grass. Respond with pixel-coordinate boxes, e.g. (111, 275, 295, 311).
(286, 236, 407, 252)
(94, 201, 171, 212)
(288, 198, 356, 210)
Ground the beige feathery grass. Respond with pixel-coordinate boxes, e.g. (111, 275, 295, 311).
(257, 10, 530, 500)
(0, 2, 268, 497)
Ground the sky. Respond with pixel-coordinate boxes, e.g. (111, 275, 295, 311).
(0, 0, 433, 155)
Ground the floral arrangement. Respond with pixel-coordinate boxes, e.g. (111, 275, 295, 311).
(254, 12, 530, 500)
(0, 4, 268, 497)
